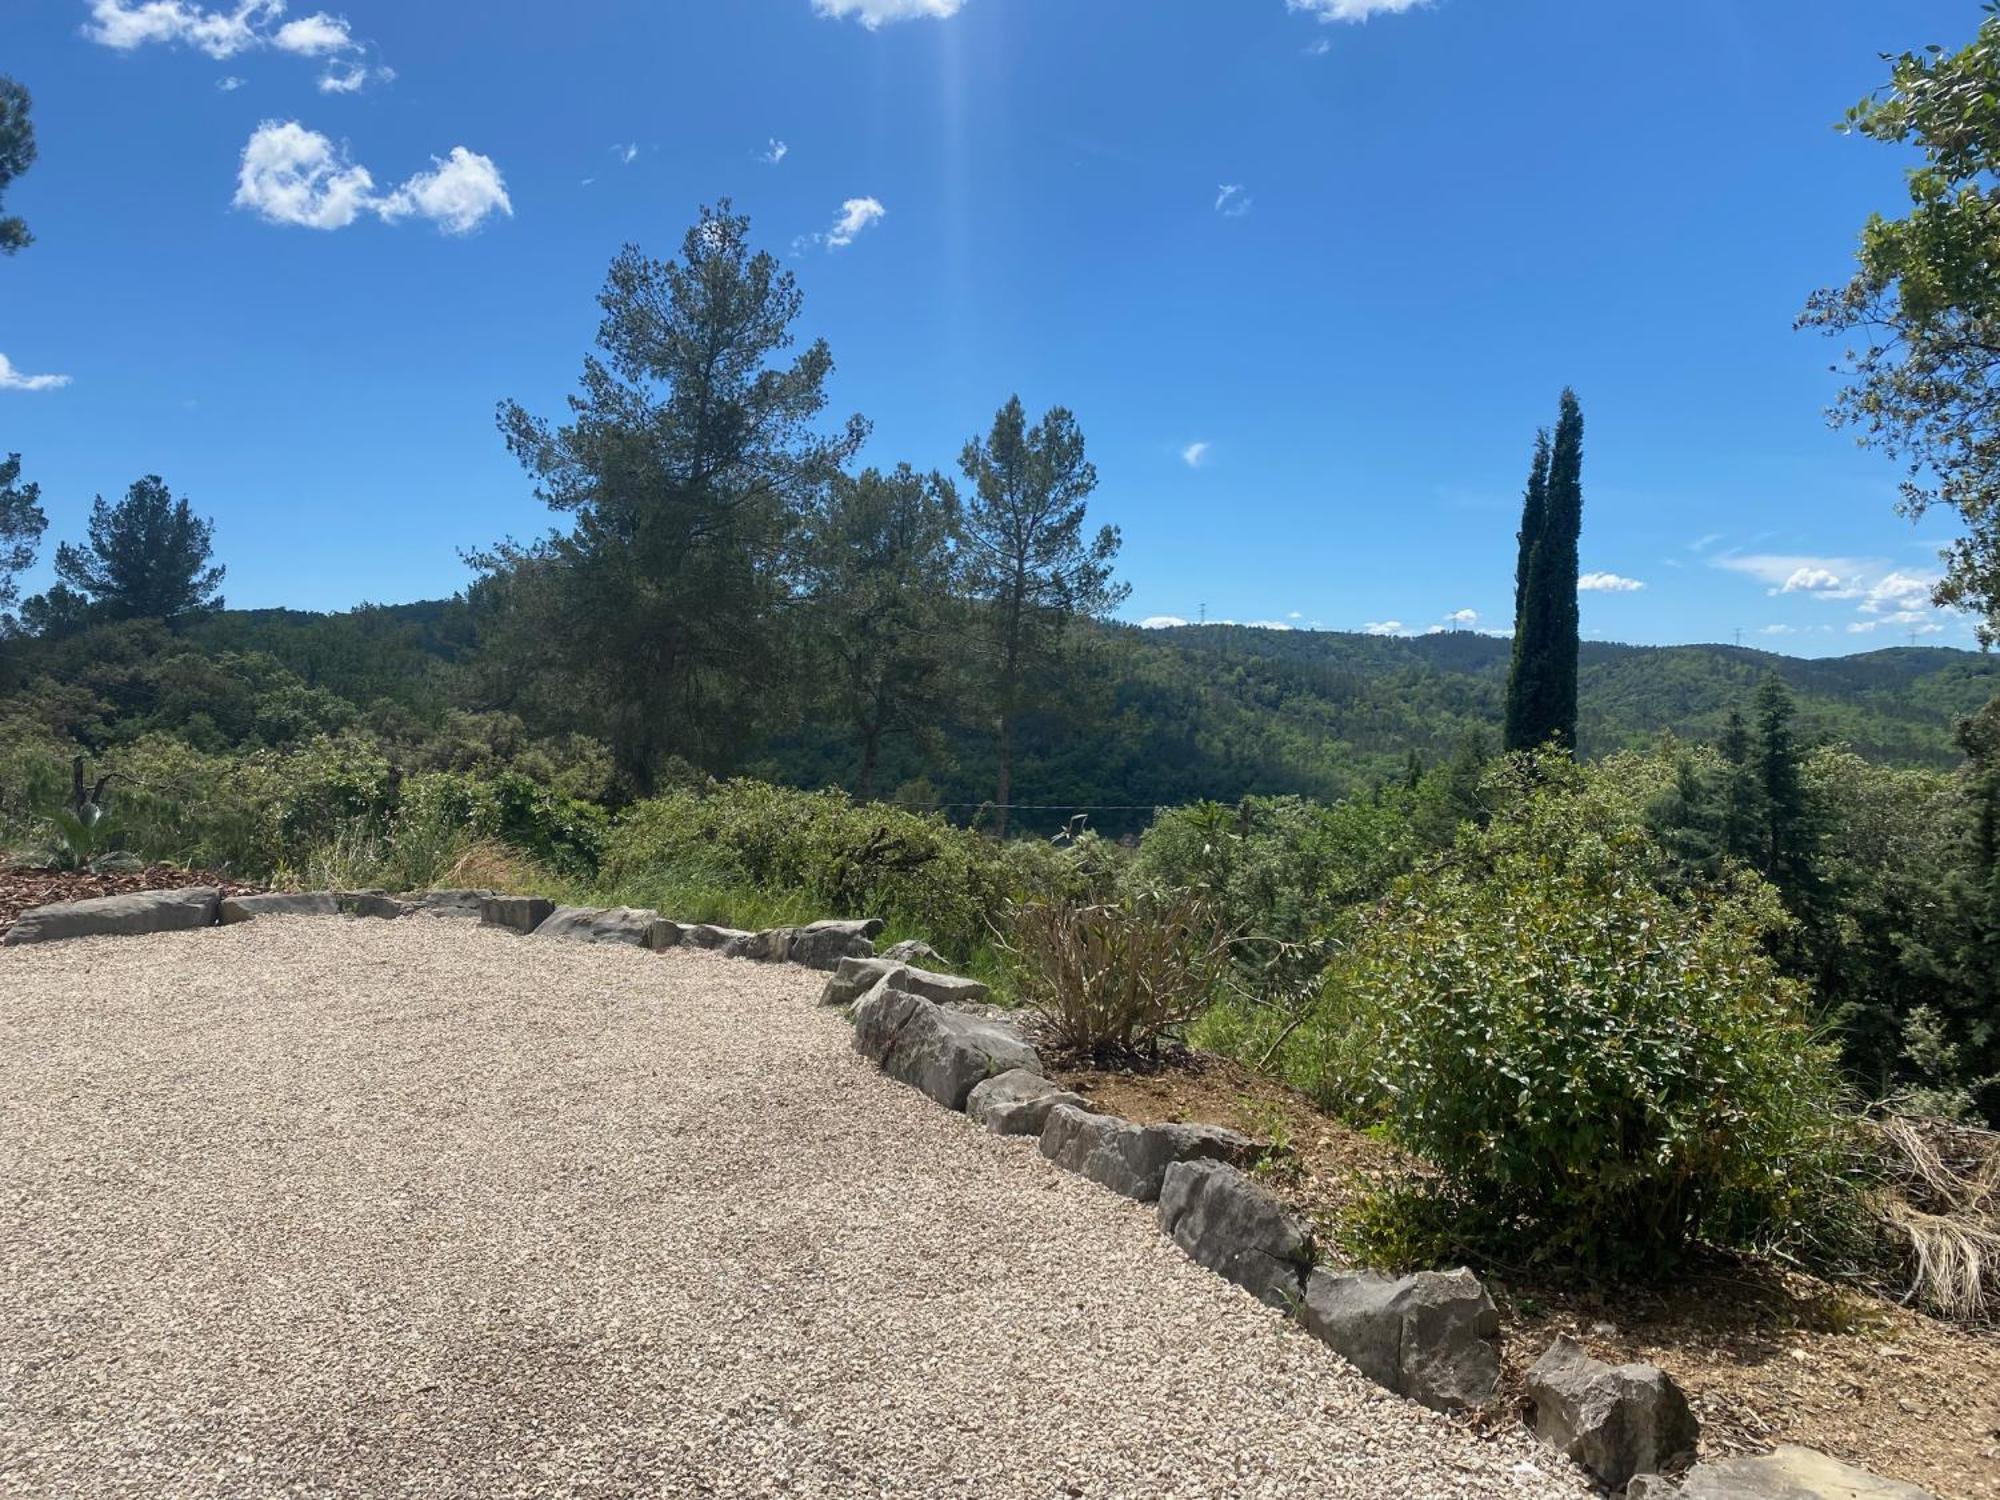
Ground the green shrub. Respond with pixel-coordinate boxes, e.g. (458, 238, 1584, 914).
(1320, 759, 1860, 1273)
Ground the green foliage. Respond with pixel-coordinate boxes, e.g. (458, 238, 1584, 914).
(480, 202, 865, 790)
(998, 891, 1233, 1058)
(1802, 6, 2000, 643)
(0, 76, 34, 256)
(1321, 756, 1859, 1273)
(1505, 389, 1584, 752)
(956, 395, 1129, 835)
(598, 779, 1114, 963)
(51, 476, 225, 624)
(0, 452, 47, 625)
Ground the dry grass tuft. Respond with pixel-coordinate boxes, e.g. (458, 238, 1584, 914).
(1869, 1112, 2000, 1324)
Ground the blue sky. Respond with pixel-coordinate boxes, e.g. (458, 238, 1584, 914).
(1, 0, 1988, 655)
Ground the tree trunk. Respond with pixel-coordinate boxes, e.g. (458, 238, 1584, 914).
(856, 724, 881, 803)
(995, 712, 1013, 840)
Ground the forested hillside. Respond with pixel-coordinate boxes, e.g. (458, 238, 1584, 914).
(6, 596, 1988, 836)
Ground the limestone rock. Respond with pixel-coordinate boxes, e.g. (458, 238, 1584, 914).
(218, 891, 338, 923)
(1297, 1267, 1502, 1412)
(1679, 1446, 1934, 1500)
(480, 895, 555, 934)
(852, 980, 1041, 1111)
(3, 886, 221, 945)
(530, 905, 659, 946)
(966, 1069, 1087, 1136)
(1038, 1104, 1251, 1203)
(336, 891, 412, 920)
(645, 917, 685, 950)
(822, 956, 908, 1006)
(879, 938, 945, 967)
(681, 923, 752, 950)
(1527, 1335, 1699, 1491)
(801, 916, 885, 940)
(1158, 1160, 1313, 1310)
(786, 924, 878, 970)
(401, 888, 496, 917)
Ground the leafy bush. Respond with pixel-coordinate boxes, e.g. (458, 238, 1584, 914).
(999, 891, 1233, 1057)
(1314, 757, 1861, 1273)
(599, 779, 1115, 961)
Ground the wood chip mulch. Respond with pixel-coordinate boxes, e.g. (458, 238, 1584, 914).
(0, 867, 264, 938)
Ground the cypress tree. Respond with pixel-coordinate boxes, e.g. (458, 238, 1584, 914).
(1504, 390, 1584, 752)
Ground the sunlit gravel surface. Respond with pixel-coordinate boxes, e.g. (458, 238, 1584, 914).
(1, 918, 1593, 1499)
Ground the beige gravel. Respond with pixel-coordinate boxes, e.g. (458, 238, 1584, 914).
(1, 919, 1594, 1499)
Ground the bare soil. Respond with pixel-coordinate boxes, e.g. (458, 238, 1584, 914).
(1049, 1050, 2000, 1500)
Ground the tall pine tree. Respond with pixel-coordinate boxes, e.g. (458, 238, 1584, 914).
(1504, 389, 1584, 752)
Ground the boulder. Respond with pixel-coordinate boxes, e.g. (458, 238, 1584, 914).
(852, 980, 1042, 1111)
(1158, 1160, 1314, 1310)
(721, 928, 793, 962)
(893, 966, 991, 1009)
(3, 885, 221, 946)
(822, 956, 908, 1006)
(219, 891, 339, 923)
(787, 924, 879, 970)
(801, 916, 886, 940)
(480, 895, 555, 934)
(681, 923, 752, 950)
(1297, 1267, 1502, 1412)
(1527, 1336, 1699, 1491)
(336, 891, 412, 920)
(1626, 1478, 1676, 1500)
(967, 1069, 1088, 1136)
(879, 938, 945, 967)
(401, 888, 496, 917)
(1038, 1104, 1251, 1203)
(1679, 1446, 1935, 1500)
(529, 905, 659, 946)
(645, 917, 685, 951)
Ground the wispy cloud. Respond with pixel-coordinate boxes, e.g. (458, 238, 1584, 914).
(86, 1, 394, 92)
(232, 121, 511, 235)
(1214, 183, 1252, 218)
(614, 142, 639, 165)
(1713, 551, 1958, 635)
(1180, 441, 1210, 469)
(1578, 571, 1645, 592)
(1140, 615, 1189, 630)
(759, 138, 789, 166)
(798, 196, 886, 252)
(1363, 620, 1403, 636)
(1287, 0, 1435, 20)
(811, 0, 964, 26)
(0, 354, 73, 392)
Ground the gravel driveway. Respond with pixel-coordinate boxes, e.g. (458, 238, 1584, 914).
(1, 919, 1592, 1499)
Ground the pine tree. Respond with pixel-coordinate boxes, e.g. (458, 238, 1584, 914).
(0, 451, 47, 621)
(52, 475, 224, 622)
(1503, 390, 1584, 752)
(0, 77, 35, 256)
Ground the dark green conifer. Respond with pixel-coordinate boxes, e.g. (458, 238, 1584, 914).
(1504, 390, 1584, 752)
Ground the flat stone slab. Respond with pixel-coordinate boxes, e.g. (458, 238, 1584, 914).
(680, 923, 752, 950)
(967, 1069, 1087, 1136)
(219, 892, 339, 923)
(1680, 1446, 1935, 1500)
(821, 956, 992, 1009)
(480, 895, 555, 934)
(530, 906, 659, 946)
(401, 888, 497, 917)
(1038, 1105, 1251, 1202)
(785, 925, 878, 970)
(1527, 1335, 1698, 1490)
(3, 886, 221, 946)
(853, 981, 1041, 1111)
(1299, 1266, 1503, 1413)
(1159, 1160, 1313, 1310)
(336, 892, 413, 920)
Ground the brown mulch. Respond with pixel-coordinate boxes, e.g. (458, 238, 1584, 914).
(0, 866, 264, 937)
(1046, 1050, 2000, 1500)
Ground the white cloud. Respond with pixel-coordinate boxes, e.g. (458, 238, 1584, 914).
(759, 138, 789, 165)
(1245, 620, 1294, 631)
(1760, 624, 1799, 636)
(1848, 611, 1943, 636)
(812, 0, 963, 24)
(1445, 608, 1478, 628)
(1214, 183, 1252, 218)
(232, 119, 377, 229)
(378, 147, 513, 235)
(1363, 620, 1403, 635)
(0, 354, 73, 392)
(1303, 36, 1332, 55)
(233, 122, 510, 235)
(1710, 553, 1868, 598)
(1578, 571, 1645, 592)
(614, 142, 639, 165)
(270, 11, 352, 55)
(811, 196, 886, 250)
(1288, 0, 1434, 20)
(1181, 441, 1210, 468)
(86, 0, 392, 91)
(217, 73, 246, 90)
(1287, 611, 1303, 620)
(1140, 615, 1189, 630)
(1859, 570, 1936, 615)
(84, 0, 278, 58)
